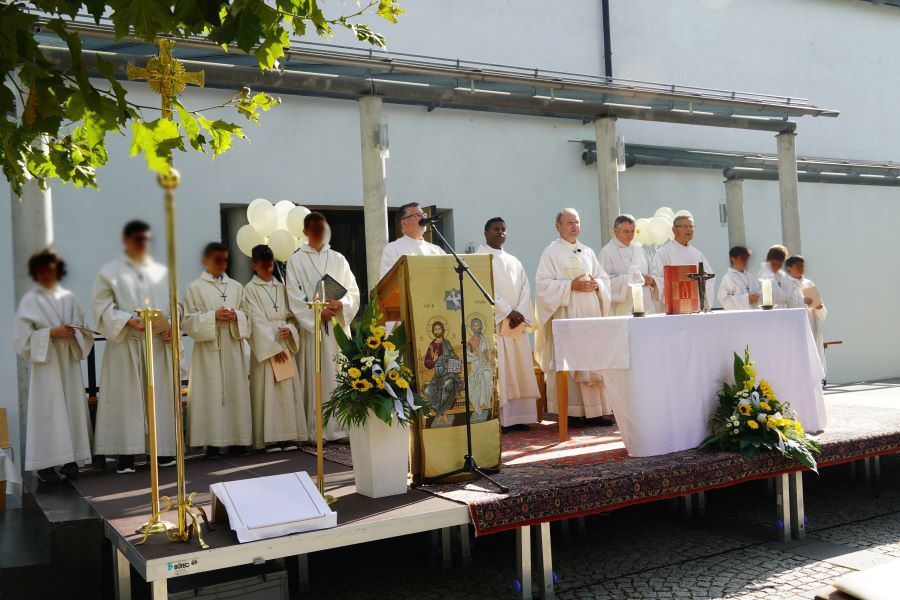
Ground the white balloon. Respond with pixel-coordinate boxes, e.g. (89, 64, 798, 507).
(247, 198, 269, 222)
(268, 229, 298, 261)
(654, 206, 675, 220)
(274, 200, 295, 230)
(648, 216, 672, 246)
(634, 218, 653, 245)
(248, 201, 277, 236)
(286, 205, 311, 237)
(236, 224, 267, 257)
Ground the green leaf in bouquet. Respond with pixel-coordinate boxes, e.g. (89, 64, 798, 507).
(372, 395, 394, 425)
(733, 351, 748, 388)
(333, 319, 356, 356)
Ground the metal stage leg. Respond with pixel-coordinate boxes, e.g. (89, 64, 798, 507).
(150, 580, 167, 600)
(441, 526, 453, 571)
(114, 547, 132, 600)
(695, 491, 707, 517)
(535, 522, 554, 599)
(287, 553, 310, 593)
(863, 458, 872, 483)
(681, 494, 694, 519)
(874, 455, 882, 480)
(516, 526, 533, 600)
(849, 460, 857, 479)
(459, 524, 472, 567)
(775, 473, 792, 543)
(576, 516, 587, 535)
(789, 471, 805, 540)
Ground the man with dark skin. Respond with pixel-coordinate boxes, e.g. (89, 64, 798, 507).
(483, 219, 525, 329)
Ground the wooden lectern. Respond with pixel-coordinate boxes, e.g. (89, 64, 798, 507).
(376, 255, 501, 483)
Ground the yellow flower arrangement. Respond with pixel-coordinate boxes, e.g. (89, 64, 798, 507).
(396, 377, 409, 389)
(366, 336, 381, 349)
(766, 416, 778, 429)
(352, 379, 373, 392)
(372, 372, 385, 384)
(746, 420, 759, 429)
(738, 403, 752, 416)
(382, 341, 396, 352)
(388, 369, 399, 381)
(347, 367, 362, 379)
(369, 324, 386, 339)
(759, 401, 771, 412)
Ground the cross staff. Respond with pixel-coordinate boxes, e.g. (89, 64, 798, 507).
(126, 38, 205, 120)
(687, 262, 715, 313)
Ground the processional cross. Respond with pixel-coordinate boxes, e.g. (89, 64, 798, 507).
(687, 262, 715, 313)
(126, 38, 205, 119)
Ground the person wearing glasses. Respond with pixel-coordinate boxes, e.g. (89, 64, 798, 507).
(380, 202, 445, 277)
(183, 242, 252, 458)
(92, 220, 177, 474)
(650, 215, 716, 310)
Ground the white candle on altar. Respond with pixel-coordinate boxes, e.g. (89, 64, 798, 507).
(631, 285, 644, 314)
(760, 279, 773, 307)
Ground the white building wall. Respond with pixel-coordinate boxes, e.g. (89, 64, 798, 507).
(3, 0, 900, 453)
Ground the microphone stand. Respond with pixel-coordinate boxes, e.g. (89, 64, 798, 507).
(420, 219, 509, 494)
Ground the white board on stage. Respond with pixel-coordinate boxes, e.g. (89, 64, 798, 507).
(210, 471, 337, 543)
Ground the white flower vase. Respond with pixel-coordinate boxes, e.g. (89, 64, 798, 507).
(348, 411, 409, 498)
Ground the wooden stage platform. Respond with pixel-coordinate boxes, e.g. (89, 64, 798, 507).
(53, 382, 900, 599)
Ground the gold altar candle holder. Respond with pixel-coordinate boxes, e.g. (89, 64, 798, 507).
(307, 295, 336, 505)
(135, 308, 176, 538)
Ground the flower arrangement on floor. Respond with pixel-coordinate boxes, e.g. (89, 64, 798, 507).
(700, 347, 820, 471)
(326, 295, 428, 429)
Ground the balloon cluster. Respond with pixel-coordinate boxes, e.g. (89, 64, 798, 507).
(633, 207, 694, 247)
(236, 199, 311, 261)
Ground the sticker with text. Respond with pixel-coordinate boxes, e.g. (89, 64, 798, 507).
(167, 558, 199, 574)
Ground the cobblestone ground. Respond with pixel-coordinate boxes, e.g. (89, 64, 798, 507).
(299, 456, 900, 599)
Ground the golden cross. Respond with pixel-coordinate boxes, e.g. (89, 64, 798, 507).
(126, 39, 205, 120)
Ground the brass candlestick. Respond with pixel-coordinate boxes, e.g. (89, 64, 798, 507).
(135, 308, 176, 538)
(307, 296, 335, 505)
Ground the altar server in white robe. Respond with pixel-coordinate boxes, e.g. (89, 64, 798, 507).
(756, 245, 791, 307)
(477, 217, 541, 428)
(599, 215, 656, 316)
(380, 202, 445, 277)
(93, 220, 177, 474)
(785, 255, 828, 374)
(242, 244, 306, 449)
(183, 243, 252, 455)
(718, 246, 761, 311)
(286, 212, 361, 442)
(14, 250, 93, 483)
(651, 215, 716, 310)
(535, 208, 613, 423)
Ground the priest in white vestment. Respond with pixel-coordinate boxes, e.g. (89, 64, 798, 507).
(183, 243, 252, 453)
(599, 215, 656, 316)
(477, 217, 541, 428)
(242, 244, 306, 449)
(380, 202, 445, 277)
(718, 246, 761, 311)
(93, 221, 177, 474)
(535, 208, 613, 423)
(651, 215, 716, 310)
(785, 255, 828, 375)
(756, 245, 791, 308)
(14, 250, 93, 483)
(286, 212, 361, 442)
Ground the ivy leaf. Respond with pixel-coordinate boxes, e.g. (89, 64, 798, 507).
(195, 115, 244, 155)
(255, 26, 289, 70)
(130, 118, 184, 174)
(175, 101, 205, 152)
(236, 91, 280, 124)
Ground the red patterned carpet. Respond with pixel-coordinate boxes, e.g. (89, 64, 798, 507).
(308, 397, 900, 536)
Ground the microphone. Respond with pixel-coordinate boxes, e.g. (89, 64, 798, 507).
(418, 216, 440, 227)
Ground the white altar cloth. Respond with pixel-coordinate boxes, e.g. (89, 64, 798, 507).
(552, 309, 826, 457)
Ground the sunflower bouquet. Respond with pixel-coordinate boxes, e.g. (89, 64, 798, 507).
(325, 295, 428, 429)
(700, 347, 820, 471)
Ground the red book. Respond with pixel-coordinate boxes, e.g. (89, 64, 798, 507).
(663, 265, 699, 315)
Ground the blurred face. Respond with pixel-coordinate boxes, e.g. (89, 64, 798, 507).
(768, 258, 784, 272)
(204, 251, 229, 276)
(253, 258, 274, 281)
(34, 263, 58, 289)
(123, 230, 151, 259)
(787, 261, 805, 278)
(484, 221, 506, 249)
(304, 218, 327, 249)
(400, 205, 428, 239)
(731, 254, 749, 271)
(614, 222, 635, 245)
(673, 218, 694, 244)
(555, 211, 580, 242)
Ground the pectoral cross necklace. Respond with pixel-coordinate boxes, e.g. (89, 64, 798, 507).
(208, 280, 228, 303)
(260, 283, 279, 311)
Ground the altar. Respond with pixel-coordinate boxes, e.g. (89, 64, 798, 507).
(552, 308, 827, 455)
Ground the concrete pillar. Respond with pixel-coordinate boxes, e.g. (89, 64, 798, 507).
(776, 132, 801, 255)
(10, 175, 53, 475)
(358, 96, 389, 291)
(724, 178, 746, 248)
(594, 117, 620, 245)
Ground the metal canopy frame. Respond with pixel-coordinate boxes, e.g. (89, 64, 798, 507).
(34, 16, 839, 132)
(578, 141, 900, 187)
